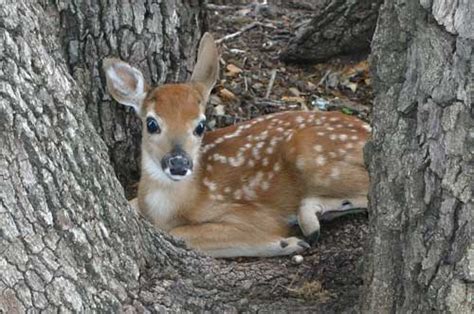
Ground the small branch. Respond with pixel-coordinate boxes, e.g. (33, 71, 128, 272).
(265, 69, 277, 99)
(216, 22, 259, 44)
(206, 4, 242, 11)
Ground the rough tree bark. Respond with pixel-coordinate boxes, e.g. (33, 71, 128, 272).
(280, 0, 383, 64)
(1, 2, 356, 312)
(58, 0, 207, 197)
(362, 0, 473, 312)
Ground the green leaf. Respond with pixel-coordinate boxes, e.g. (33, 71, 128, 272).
(341, 107, 354, 115)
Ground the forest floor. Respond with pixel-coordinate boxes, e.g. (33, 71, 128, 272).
(206, 2, 373, 312)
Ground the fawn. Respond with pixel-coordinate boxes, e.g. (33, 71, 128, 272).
(103, 33, 370, 257)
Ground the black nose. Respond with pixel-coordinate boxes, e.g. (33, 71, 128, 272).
(161, 147, 193, 177)
(168, 156, 190, 175)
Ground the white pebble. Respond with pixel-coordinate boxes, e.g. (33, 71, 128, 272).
(292, 255, 304, 265)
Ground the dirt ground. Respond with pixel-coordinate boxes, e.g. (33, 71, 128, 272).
(205, 2, 373, 311)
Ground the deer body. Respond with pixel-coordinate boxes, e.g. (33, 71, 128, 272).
(104, 33, 369, 258)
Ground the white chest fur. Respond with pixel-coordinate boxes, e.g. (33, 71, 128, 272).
(144, 189, 179, 230)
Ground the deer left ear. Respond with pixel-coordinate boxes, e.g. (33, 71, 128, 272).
(103, 58, 149, 113)
(190, 33, 219, 104)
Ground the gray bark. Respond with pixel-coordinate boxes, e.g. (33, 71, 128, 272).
(280, 0, 383, 64)
(362, 0, 473, 312)
(59, 0, 207, 198)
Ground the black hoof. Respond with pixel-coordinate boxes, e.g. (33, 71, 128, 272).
(307, 230, 320, 246)
(297, 240, 310, 249)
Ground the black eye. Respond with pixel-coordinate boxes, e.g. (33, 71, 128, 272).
(146, 117, 160, 134)
(194, 120, 206, 137)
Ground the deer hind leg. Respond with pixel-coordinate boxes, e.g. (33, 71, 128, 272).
(297, 196, 367, 245)
(169, 208, 310, 258)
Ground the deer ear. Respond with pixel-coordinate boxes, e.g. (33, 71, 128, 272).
(103, 58, 148, 112)
(190, 33, 219, 102)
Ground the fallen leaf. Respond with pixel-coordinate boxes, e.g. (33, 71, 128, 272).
(218, 88, 237, 102)
(289, 87, 301, 97)
(225, 64, 242, 77)
(281, 96, 306, 105)
(214, 104, 226, 116)
(306, 81, 317, 92)
(344, 82, 358, 92)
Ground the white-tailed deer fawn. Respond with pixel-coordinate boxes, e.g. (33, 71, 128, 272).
(103, 33, 370, 257)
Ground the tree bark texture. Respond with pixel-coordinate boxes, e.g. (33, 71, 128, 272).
(59, 0, 207, 198)
(280, 0, 383, 64)
(362, 0, 473, 312)
(0, 2, 362, 312)
(270, 0, 330, 11)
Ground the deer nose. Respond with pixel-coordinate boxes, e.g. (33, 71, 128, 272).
(168, 156, 190, 175)
(161, 147, 193, 178)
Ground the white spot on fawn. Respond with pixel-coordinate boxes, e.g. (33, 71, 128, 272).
(233, 189, 243, 200)
(339, 134, 348, 141)
(203, 177, 217, 191)
(273, 162, 281, 172)
(229, 156, 245, 167)
(338, 148, 347, 155)
(330, 167, 340, 179)
(316, 155, 326, 166)
(313, 145, 323, 152)
(296, 157, 305, 169)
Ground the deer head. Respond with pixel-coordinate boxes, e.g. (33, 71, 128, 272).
(103, 33, 219, 183)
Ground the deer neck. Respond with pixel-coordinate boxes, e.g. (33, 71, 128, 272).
(137, 150, 200, 230)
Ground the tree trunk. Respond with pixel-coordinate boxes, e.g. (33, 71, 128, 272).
(280, 0, 383, 64)
(58, 0, 207, 198)
(362, 0, 473, 312)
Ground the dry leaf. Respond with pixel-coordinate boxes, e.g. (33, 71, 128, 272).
(218, 88, 237, 102)
(214, 104, 226, 116)
(225, 64, 242, 77)
(289, 87, 301, 97)
(281, 96, 306, 104)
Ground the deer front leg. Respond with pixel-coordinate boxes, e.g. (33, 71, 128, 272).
(298, 198, 324, 246)
(169, 222, 310, 258)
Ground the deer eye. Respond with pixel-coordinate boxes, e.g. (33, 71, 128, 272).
(194, 120, 206, 137)
(146, 117, 160, 134)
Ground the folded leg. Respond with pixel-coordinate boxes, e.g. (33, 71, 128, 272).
(297, 196, 367, 245)
(170, 206, 310, 258)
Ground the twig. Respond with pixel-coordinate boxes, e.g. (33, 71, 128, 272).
(265, 69, 277, 99)
(205, 4, 238, 11)
(318, 70, 331, 87)
(216, 22, 259, 44)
